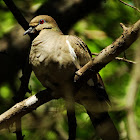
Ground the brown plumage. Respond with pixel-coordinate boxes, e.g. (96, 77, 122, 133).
(24, 15, 119, 140)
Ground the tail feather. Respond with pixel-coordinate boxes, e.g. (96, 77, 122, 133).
(87, 111, 119, 140)
(75, 73, 119, 139)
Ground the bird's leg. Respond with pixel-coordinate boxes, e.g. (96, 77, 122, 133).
(64, 84, 77, 140)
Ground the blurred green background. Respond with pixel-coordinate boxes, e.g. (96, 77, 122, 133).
(0, 0, 140, 139)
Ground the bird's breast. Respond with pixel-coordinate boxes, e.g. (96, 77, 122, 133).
(29, 34, 76, 89)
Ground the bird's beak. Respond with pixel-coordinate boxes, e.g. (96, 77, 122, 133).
(24, 27, 35, 35)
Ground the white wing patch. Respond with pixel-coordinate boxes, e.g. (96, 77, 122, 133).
(66, 39, 80, 69)
(66, 39, 77, 61)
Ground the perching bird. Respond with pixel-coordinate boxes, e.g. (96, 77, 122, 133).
(24, 15, 119, 140)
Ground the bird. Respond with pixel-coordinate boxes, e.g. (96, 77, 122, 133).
(24, 15, 119, 140)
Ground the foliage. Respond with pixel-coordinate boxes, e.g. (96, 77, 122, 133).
(0, 0, 140, 139)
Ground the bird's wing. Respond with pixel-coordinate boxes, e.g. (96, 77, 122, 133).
(68, 36, 119, 139)
(66, 35, 91, 68)
(67, 35, 110, 102)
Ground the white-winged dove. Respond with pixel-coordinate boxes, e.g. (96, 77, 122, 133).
(24, 15, 119, 140)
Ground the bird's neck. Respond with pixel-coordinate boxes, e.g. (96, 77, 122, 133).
(52, 26, 63, 34)
(32, 29, 63, 44)
(40, 28, 63, 36)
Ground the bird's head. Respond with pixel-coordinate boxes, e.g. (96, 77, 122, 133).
(24, 15, 61, 35)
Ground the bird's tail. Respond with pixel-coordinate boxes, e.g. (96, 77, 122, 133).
(87, 111, 119, 140)
(75, 79, 119, 140)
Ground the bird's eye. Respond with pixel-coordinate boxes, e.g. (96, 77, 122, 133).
(39, 19, 45, 24)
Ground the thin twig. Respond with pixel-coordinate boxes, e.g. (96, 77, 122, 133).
(91, 52, 99, 56)
(120, 23, 128, 31)
(119, 0, 140, 13)
(92, 53, 136, 64)
(115, 57, 136, 64)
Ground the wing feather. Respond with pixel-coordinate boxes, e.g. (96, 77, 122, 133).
(67, 35, 110, 102)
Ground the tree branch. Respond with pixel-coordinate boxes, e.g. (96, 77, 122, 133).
(92, 53, 136, 64)
(0, 89, 56, 130)
(119, 0, 140, 13)
(74, 19, 140, 83)
(3, 0, 29, 31)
